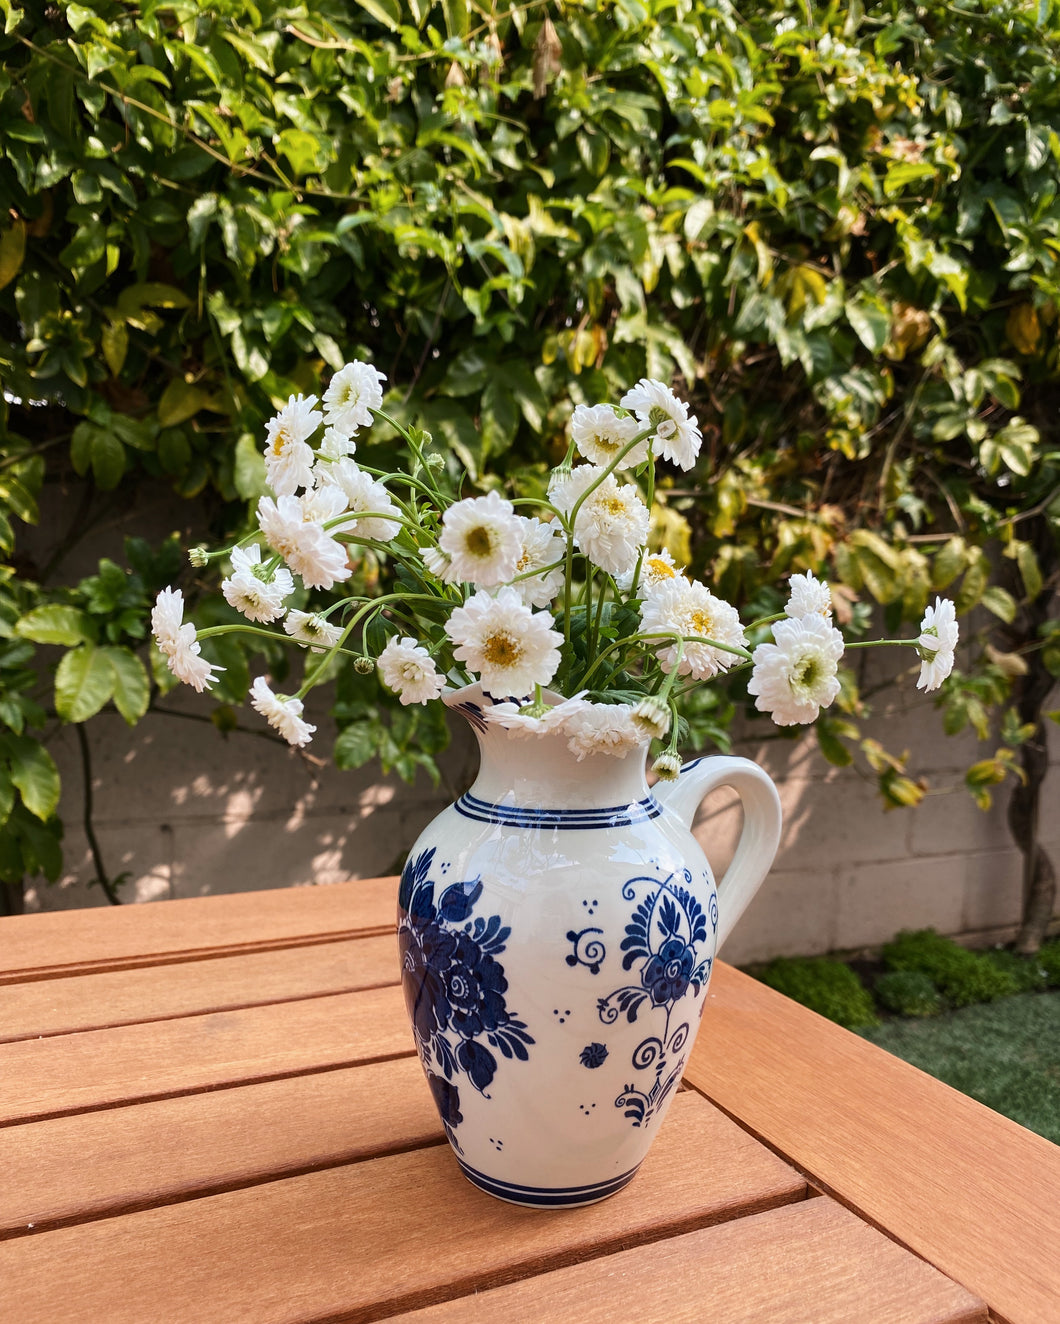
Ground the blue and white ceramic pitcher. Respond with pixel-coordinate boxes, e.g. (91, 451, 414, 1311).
(397, 684, 782, 1208)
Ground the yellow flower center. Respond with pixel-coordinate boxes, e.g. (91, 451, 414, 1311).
(689, 608, 714, 637)
(593, 433, 620, 454)
(601, 496, 627, 516)
(270, 428, 293, 457)
(647, 557, 676, 580)
(482, 632, 522, 667)
(465, 526, 495, 558)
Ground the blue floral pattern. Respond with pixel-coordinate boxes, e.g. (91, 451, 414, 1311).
(398, 849, 534, 1138)
(593, 870, 715, 1129)
(579, 1042, 609, 1069)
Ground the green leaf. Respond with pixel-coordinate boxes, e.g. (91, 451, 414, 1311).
(931, 537, 967, 590)
(55, 645, 116, 723)
(1016, 542, 1042, 601)
(845, 296, 891, 353)
(158, 379, 213, 428)
(101, 321, 129, 377)
(334, 721, 378, 769)
(0, 219, 26, 292)
(234, 431, 268, 501)
(5, 735, 60, 820)
(0, 766, 14, 828)
(91, 432, 125, 490)
(98, 646, 150, 724)
(15, 605, 92, 647)
(980, 586, 1017, 623)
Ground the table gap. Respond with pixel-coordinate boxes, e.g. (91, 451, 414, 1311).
(306, 1191, 812, 1324)
(0, 1135, 452, 1243)
(0, 980, 403, 1045)
(0, 928, 396, 986)
(0, 1050, 418, 1130)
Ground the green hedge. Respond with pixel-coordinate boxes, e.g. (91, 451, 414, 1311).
(1, 0, 1058, 894)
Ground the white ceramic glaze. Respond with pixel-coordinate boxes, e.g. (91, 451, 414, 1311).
(397, 685, 782, 1208)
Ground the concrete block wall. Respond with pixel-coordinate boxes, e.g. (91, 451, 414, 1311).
(24, 662, 1059, 966)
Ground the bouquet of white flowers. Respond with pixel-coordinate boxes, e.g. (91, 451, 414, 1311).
(151, 359, 959, 773)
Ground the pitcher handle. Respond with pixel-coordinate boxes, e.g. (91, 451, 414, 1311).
(654, 756, 782, 952)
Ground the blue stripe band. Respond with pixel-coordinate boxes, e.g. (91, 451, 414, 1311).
(455, 792, 661, 829)
(456, 1159, 640, 1206)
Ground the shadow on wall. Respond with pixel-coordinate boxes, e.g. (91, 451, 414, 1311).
(24, 653, 1059, 970)
(28, 686, 479, 913)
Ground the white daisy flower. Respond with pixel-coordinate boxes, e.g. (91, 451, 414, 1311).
(317, 426, 356, 461)
(747, 614, 845, 726)
(786, 570, 832, 620)
(619, 378, 703, 471)
(377, 637, 447, 705)
(549, 465, 650, 578)
(151, 586, 187, 652)
(420, 545, 460, 584)
(299, 482, 350, 528)
(315, 459, 400, 543)
(484, 691, 592, 737)
(639, 578, 747, 679)
(150, 588, 224, 693)
(565, 702, 642, 761)
(445, 587, 562, 698)
(438, 491, 523, 587)
(616, 547, 683, 595)
(509, 517, 566, 608)
(263, 394, 320, 496)
(917, 597, 959, 692)
(322, 360, 386, 437)
(283, 610, 343, 653)
(569, 404, 647, 469)
(256, 495, 352, 592)
(250, 676, 316, 746)
(221, 545, 293, 624)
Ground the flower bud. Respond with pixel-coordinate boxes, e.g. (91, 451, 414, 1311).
(424, 453, 446, 470)
(354, 656, 376, 675)
(631, 697, 670, 740)
(651, 752, 682, 782)
(188, 546, 210, 568)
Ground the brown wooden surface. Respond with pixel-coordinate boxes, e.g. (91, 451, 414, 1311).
(685, 963, 1060, 1324)
(0, 1058, 439, 1238)
(0, 877, 396, 982)
(0, 934, 397, 1042)
(0, 1093, 806, 1323)
(0, 878, 1040, 1324)
(387, 1197, 988, 1324)
(0, 984, 412, 1125)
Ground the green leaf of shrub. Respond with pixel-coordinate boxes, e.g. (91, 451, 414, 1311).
(55, 645, 116, 723)
(5, 735, 60, 820)
(98, 647, 149, 724)
(16, 605, 93, 647)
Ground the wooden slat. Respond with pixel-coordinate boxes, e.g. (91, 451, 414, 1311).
(0, 984, 412, 1125)
(0, 877, 397, 983)
(685, 962, 1060, 1324)
(0, 1057, 441, 1238)
(0, 934, 398, 1043)
(0, 1092, 807, 1324)
(388, 1196, 987, 1324)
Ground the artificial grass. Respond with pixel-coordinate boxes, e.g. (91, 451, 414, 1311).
(861, 991, 1060, 1144)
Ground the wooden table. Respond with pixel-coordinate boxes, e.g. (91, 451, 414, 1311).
(1, 879, 1058, 1323)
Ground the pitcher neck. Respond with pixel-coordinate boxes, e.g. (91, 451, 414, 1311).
(447, 685, 652, 810)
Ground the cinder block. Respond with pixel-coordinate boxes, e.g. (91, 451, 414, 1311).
(24, 823, 174, 911)
(719, 865, 840, 966)
(910, 785, 1011, 858)
(169, 806, 411, 899)
(960, 848, 1028, 932)
(834, 854, 968, 951)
